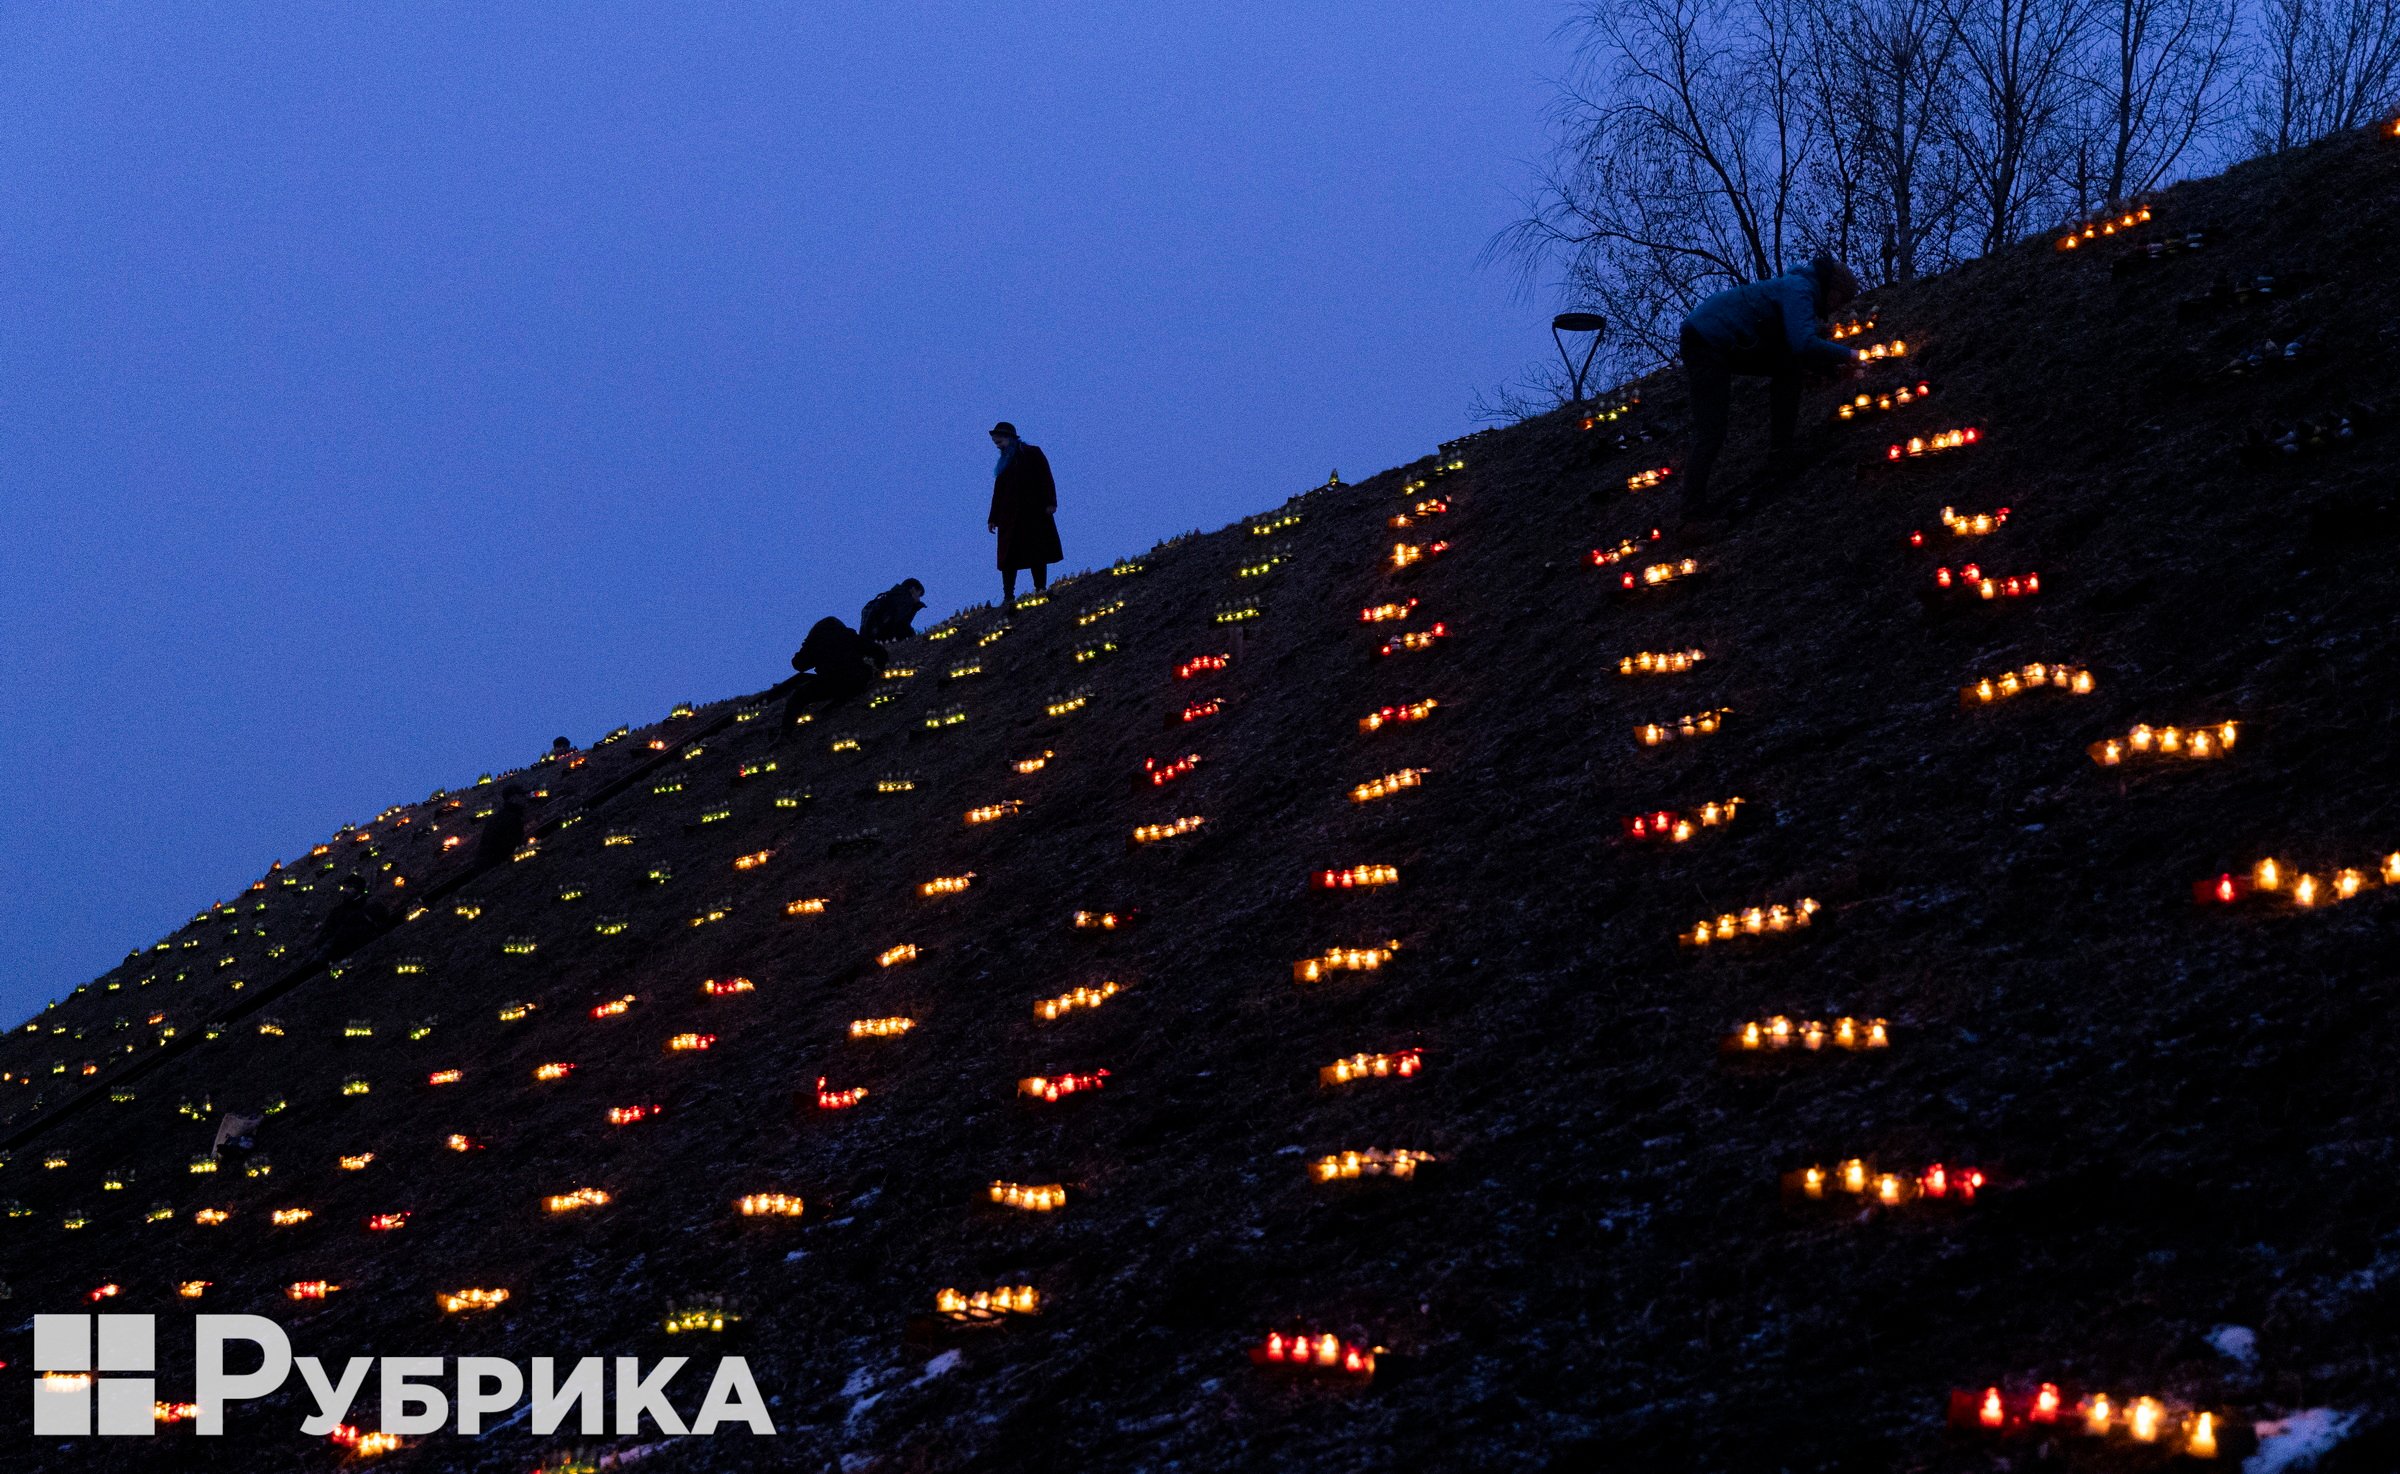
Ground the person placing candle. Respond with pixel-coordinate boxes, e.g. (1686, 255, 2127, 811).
(1676, 256, 1864, 528)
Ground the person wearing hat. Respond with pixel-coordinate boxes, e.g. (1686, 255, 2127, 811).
(986, 422, 1061, 602)
(1677, 255, 1864, 525)
(859, 578, 926, 642)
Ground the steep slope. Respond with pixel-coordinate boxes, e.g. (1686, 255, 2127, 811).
(7, 123, 2400, 1473)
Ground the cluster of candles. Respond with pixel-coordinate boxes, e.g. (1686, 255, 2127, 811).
(1072, 909, 1136, 930)
(1143, 753, 1202, 786)
(920, 874, 975, 898)
(1359, 699, 1438, 733)
(1626, 467, 1674, 492)
(1351, 768, 1427, 802)
(731, 850, 775, 873)
(288, 1280, 338, 1299)
(1579, 392, 1642, 427)
(1073, 642, 1118, 664)
(534, 1061, 576, 1083)
(328, 1427, 401, 1456)
(1320, 1048, 1422, 1084)
(1381, 623, 1449, 656)
(1935, 504, 2010, 538)
(1888, 427, 1978, 458)
(1390, 540, 1449, 569)
(851, 1016, 916, 1038)
(877, 944, 919, 968)
(1176, 653, 1230, 678)
(608, 1104, 660, 1125)
(1014, 750, 1054, 773)
(1312, 1148, 1435, 1181)
(1793, 1159, 1982, 1203)
(1312, 864, 1399, 889)
(1933, 564, 2041, 598)
(1250, 510, 1302, 536)
(1215, 603, 1261, 624)
(427, 1069, 463, 1086)
(2196, 854, 2400, 907)
(1253, 1332, 1376, 1380)
(1180, 698, 1223, 723)
(1237, 554, 1286, 579)
(1019, 1071, 1107, 1101)
(664, 1304, 739, 1335)
(947, 660, 983, 680)
(499, 1001, 537, 1022)
(366, 1212, 409, 1232)
(989, 1180, 1066, 1211)
(735, 1193, 805, 1218)
(1952, 1383, 2223, 1455)
(2089, 722, 2238, 765)
(1620, 648, 1704, 675)
(1625, 798, 1743, 841)
(2056, 204, 2153, 249)
(965, 800, 1022, 824)
(1590, 530, 1665, 567)
(1829, 318, 1874, 339)
(923, 706, 967, 729)
(1854, 338, 1908, 360)
(1293, 943, 1401, 982)
(272, 1207, 313, 1225)
(814, 1077, 869, 1109)
(1388, 495, 1448, 528)
(702, 977, 753, 995)
(785, 897, 828, 916)
(1044, 692, 1090, 718)
(1730, 1015, 1888, 1051)
(1131, 816, 1205, 844)
(1685, 897, 1822, 945)
(979, 624, 1009, 646)
(1077, 597, 1126, 625)
(1962, 662, 2093, 705)
(1036, 981, 1121, 1020)
(1835, 382, 1931, 419)
(936, 1285, 1040, 1321)
(440, 1288, 509, 1313)
(1360, 599, 1419, 623)
(876, 775, 917, 794)
(1625, 557, 1704, 589)
(1637, 707, 1731, 746)
(665, 1033, 716, 1053)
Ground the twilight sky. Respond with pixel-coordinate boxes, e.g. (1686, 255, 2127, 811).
(0, 2, 1564, 1023)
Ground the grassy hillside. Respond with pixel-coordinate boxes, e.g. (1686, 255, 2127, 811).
(7, 123, 2400, 1473)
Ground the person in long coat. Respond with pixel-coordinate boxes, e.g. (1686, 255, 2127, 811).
(986, 422, 1061, 602)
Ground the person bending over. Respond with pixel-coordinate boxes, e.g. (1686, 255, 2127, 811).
(1678, 256, 1862, 522)
(779, 616, 888, 737)
(859, 578, 926, 642)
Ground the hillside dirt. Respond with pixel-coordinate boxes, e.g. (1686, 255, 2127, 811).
(6, 125, 2400, 1474)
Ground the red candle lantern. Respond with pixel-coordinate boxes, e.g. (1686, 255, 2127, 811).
(1380, 623, 1449, 656)
(1624, 797, 1742, 841)
(1358, 699, 1438, 734)
(1176, 653, 1231, 679)
(1887, 427, 1978, 459)
(1141, 753, 1202, 787)
(1311, 863, 1399, 890)
(1017, 1070, 1107, 1102)
(815, 1076, 868, 1110)
(1252, 1331, 1377, 1381)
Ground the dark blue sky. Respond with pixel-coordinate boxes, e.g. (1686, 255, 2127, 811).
(0, 2, 1561, 1023)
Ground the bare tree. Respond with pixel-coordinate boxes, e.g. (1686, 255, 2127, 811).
(2078, 0, 2239, 202)
(2249, 0, 2400, 151)
(1810, 0, 1967, 279)
(1943, 0, 2100, 253)
(1489, 0, 1821, 378)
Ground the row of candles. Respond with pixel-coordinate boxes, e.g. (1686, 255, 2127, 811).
(1951, 1381, 2227, 1457)
(2197, 854, 2400, 906)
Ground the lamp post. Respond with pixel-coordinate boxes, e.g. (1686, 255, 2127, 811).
(1551, 312, 1607, 407)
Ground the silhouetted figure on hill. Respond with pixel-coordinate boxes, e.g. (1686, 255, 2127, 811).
(316, 873, 393, 959)
(474, 786, 531, 867)
(860, 578, 927, 642)
(779, 616, 888, 737)
(1678, 256, 1863, 523)
(988, 422, 1061, 602)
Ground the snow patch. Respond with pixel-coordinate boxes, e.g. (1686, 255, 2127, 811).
(2245, 1408, 2356, 1473)
(2206, 1324, 2257, 1365)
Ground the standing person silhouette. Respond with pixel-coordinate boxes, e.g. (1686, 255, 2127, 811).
(987, 422, 1061, 603)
